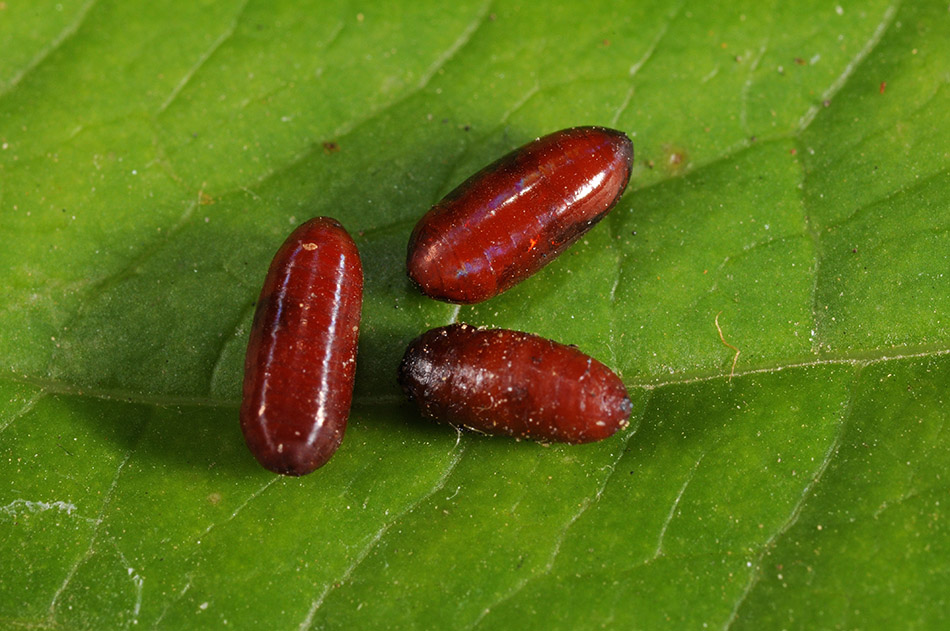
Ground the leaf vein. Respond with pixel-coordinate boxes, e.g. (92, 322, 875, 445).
(415, 1, 493, 91)
(739, 36, 771, 136)
(157, 0, 252, 114)
(721, 365, 863, 629)
(653, 452, 705, 559)
(823, 167, 950, 234)
(5, 346, 949, 409)
(0, 390, 45, 434)
(150, 477, 280, 627)
(297, 443, 468, 631)
(0, 0, 98, 99)
(630, 345, 949, 391)
(797, 140, 823, 356)
(46, 418, 148, 623)
(796, 0, 902, 132)
(612, 0, 686, 126)
(207, 300, 256, 394)
(468, 404, 649, 629)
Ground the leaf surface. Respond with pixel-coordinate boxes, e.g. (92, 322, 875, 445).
(1, 0, 948, 629)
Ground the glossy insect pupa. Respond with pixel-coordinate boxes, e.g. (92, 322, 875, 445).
(241, 217, 363, 476)
(407, 126, 633, 304)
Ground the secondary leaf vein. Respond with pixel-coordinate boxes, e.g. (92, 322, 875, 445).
(0, 0, 98, 100)
(297, 443, 468, 630)
(796, 0, 902, 132)
(721, 364, 862, 630)
(157, 0, 252, 114)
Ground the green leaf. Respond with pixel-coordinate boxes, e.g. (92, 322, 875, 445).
(1, 0, 947, 629)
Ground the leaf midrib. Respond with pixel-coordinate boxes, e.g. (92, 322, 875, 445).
(2, 343, 946, 412)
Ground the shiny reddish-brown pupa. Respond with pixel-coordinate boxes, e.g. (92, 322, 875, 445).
(406, 126, 633, 304)
(241, 217, 363, 476)
(398, 324, 632, 444)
